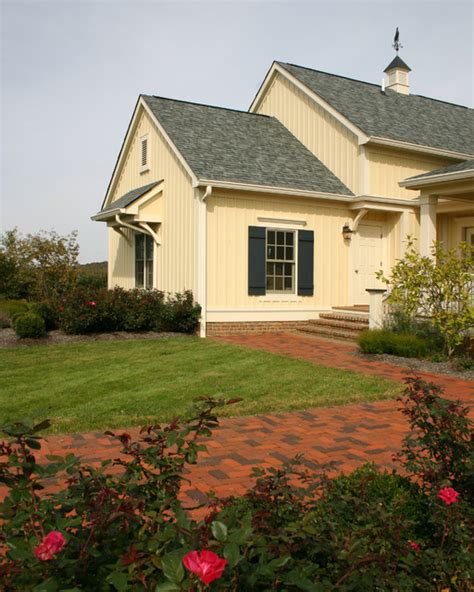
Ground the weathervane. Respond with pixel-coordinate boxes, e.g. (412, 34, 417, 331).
(393, 27, 402, 52)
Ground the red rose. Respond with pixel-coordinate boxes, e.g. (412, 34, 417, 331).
(437, 486, 460, 505)
(182, 549, 227, 585)
(87, 301, 97, 307)
(34, 531, 66, 561)
(408, 540, 421, 552)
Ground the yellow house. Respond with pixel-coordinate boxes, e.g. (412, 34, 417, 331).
(92, 55, 474, 337)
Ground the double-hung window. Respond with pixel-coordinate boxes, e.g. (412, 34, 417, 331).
(266, 229, 295, 293)
(135, 233, 154, 289)
(248, 226, 314, 297)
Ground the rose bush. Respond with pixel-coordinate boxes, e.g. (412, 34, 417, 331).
(0, 378, 472, 591)
(56, 287, 201, 334)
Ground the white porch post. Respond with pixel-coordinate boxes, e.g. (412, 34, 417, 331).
(366, 288, 386, 329)
(419, 194, 438, 257)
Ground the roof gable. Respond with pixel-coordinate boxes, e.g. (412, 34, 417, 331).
(142, 95, 353, 196)
(277, 62, 474, 156)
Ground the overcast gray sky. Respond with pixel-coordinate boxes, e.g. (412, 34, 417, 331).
(1, 0, 473, 263)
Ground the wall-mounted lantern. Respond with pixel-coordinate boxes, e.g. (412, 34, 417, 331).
(342, 223, 354, 240)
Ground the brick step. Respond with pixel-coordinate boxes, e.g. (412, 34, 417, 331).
(298, 324, 361, 341)
(319, 312, 369, 325)
(308, 318, 369, 331)
(332, 305, 369, 313)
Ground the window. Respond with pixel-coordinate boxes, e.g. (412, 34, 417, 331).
(266, 229, 295, 293)
(139, 134, 149, 172)
(135, 233, 154, 289)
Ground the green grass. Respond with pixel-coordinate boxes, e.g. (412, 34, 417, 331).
(0, 338, 401, 434)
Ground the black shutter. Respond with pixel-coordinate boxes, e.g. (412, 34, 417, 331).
(248, 226, 266, 295)
(298, 230, 314, 296)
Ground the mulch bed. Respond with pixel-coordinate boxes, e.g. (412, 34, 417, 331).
(357, 351, 474, 381)
(0, 329, 189, 348)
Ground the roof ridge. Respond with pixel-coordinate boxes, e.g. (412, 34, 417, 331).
(142, 94, 271, 118)
(279, 62, 472, 109)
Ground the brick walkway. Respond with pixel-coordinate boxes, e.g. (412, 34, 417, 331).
(2, 334, 472, 506)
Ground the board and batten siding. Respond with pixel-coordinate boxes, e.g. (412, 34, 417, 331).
(206, 192, 352, 312)
(366, 147, 453, 199)
(255, 73, 360, 194)
(107, 107, 197, 294)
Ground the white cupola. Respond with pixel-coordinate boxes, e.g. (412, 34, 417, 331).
(384, 54, 411, 95)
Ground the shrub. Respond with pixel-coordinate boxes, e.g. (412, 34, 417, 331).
(387, 309, 445, 354)
(58, 287, 200, 334)
(377, 240, 474, 357)
(12, 312, 46, 339)
(76, 272, 107, 291)
(28, 301, 59, 331)
(358, 329, 429, 358)
(0, 379, 472, 590)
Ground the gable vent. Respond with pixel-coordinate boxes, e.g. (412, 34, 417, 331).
(141, 137, 148, 167)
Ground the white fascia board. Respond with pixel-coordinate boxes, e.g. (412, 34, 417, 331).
(196, 178, 354, 203)
(351, 195, 420, 208)
(400, 169, 474, 189)
(249, 63, 369, 145)
(368, 137, 474, 161)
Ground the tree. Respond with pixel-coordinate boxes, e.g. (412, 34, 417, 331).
(0, 228, 80, 301)
(377, 239, 474, 357)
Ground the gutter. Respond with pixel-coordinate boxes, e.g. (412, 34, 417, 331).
(195, 178, 354, 202)
(400, 168, 474, 189)
(367, 137, 474, 161)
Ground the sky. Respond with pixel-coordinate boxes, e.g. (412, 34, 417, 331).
(1, 0, 473, 263)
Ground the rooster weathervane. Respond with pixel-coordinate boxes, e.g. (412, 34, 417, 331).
(393, 27, 402, 52)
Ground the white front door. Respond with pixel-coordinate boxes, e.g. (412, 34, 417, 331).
(352, 224, 385, 304)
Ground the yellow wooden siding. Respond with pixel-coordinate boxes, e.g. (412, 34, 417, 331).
(107, 107, 197, 294)
(255, 73, 360, 193)
(207, 192, 351, 310)
(108, 227, 134, 289)
(367, 147, 453, 199)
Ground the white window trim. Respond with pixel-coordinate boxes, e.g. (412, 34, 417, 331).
(261, 227, 299, 299)
(134, 232, 154, 289)
(139, 133, 150, 173)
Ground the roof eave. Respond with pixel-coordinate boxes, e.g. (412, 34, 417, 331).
(367, 136, 474, 161)
(400, 168, 474, 189)
(195, 178, 353, 201)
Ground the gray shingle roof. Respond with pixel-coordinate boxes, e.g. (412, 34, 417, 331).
(278, 62, 474, 155)
(101, 181, 160, 212)
(142, 95, 353, 196)
(405, 159, 474, 181)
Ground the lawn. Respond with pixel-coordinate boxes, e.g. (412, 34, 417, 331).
(0, 337, 401, 434)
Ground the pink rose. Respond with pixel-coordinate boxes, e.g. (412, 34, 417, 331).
(34, 531, 66, 561)
(87, 301, 97, 307)
(408, 540, 421, 553)
(437, 486, 460, 505)
(183, 549, 227, 585)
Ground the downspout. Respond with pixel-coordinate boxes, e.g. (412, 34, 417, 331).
(197, 185, 212, 338)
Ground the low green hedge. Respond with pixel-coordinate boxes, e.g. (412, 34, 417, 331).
(358, 329, 429, 358)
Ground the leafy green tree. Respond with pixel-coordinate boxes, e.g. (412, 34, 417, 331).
(377, 239, 474, 357)
(0, 228, 79, 301)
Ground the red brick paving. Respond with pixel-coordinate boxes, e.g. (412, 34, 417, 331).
(2, 334, 472, 507)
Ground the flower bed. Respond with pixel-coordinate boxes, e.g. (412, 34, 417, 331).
(0, 377, 472, 590)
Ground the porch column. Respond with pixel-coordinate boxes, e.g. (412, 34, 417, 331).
(419, 194, 438, 257)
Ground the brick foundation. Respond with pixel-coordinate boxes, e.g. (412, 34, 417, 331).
(206, 321, 308, 336)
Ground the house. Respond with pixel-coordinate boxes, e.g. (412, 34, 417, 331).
(92, 54, 474, 337)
